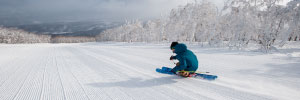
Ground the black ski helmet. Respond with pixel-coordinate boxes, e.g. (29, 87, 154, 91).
(170, 42, 178, 50)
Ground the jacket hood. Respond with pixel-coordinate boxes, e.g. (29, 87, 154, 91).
(174, 43, 187, 54)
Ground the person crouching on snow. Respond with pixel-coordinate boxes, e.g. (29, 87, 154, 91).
(169, 42, 198, 77)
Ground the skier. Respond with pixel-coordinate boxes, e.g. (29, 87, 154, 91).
(169, 42, 198, 77)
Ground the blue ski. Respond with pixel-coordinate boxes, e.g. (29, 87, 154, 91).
(156, 67, 218, 80)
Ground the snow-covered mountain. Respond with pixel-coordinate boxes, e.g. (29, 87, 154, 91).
(5, 21, 123, 37)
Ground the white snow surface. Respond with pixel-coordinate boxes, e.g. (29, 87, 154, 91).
(0, 42, 300, 100)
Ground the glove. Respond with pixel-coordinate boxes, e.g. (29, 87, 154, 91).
(176, 62, 180, 66)
(170, 56, 174, 60)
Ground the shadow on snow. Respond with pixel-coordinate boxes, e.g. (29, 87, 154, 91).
(237, 55, 300, 78)
(87, 76, 182, 88)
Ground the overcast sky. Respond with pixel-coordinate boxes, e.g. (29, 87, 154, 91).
(0, 0, 292, 26)
(0, 0, 207, 25)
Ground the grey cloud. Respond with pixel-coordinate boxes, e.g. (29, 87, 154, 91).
(0, 0, 206, 25)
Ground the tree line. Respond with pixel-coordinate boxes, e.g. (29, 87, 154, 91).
(0, 27, 96, 44)
(96, 0, 300, 51)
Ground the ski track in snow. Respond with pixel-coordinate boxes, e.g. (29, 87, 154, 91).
(0, 43, 300, 100)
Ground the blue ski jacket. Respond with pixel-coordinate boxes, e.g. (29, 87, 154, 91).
(171, 43, 198, 73)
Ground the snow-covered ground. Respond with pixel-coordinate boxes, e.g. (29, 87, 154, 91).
(0, 42, 299, 100)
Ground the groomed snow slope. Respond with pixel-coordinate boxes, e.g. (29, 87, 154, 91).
(0, 42, 299, 100)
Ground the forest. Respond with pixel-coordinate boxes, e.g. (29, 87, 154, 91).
(96, 0, 300, 51)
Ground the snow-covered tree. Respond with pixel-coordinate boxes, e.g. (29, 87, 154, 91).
(0, 27, 51, 44)
(280, 0, 300, 44)
(50, 36, 96, 43)
(96, 20, 144, 42)
(96, 0, 300, 52)
(223, 0, 299, 51)
(164, 1, 218, 43)
(96, 1, 219, 43)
